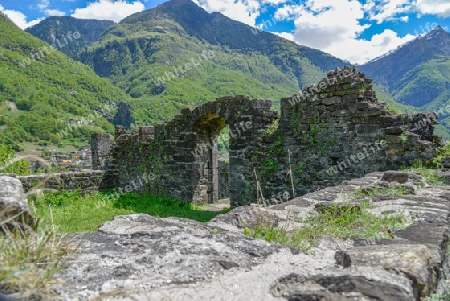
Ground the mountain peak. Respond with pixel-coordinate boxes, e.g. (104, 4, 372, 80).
(430, 25, 445, 33)
(422, 25, 448, 39)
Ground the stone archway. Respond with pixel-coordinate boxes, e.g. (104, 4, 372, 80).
(180, 96, 277, 205)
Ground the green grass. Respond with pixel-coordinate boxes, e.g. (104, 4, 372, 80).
(402, 160, 446, 186)
(244, 201, 407, 253)
(353, 185, 412, 198)
(31, 190, 231, 233)
(0, 213, 74, 298)
(398, 141, 450, 185)
(426, 293, 450, 301)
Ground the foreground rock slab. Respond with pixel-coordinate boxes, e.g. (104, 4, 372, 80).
(0, 175, 35, 232)
(50, 171, 450, 300)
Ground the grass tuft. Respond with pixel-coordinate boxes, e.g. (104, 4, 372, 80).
(353, 185, 412, 198)
(0, 207, 75, 299)
(244, 201, 407, 253)
(402, 160, 445, 186)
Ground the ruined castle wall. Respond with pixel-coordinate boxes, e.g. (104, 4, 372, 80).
(101, 96, 277, 205)
(96, 67, 440, 206)
(253, 67, 440, 204)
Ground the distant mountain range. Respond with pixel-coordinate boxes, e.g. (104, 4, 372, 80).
(5, 0, 450, 151)
(25, 0, 353, 126)
(359, 26, 450, 139)
(76, 0, 354, 125)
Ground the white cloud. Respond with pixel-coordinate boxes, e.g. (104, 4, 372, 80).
(45, 9, 65, 16)
(0, 5, 43, 29)
(330, 29, 415, 64)
(274, 1, 368, 51)
(273, 31, 294, 41)
(274, 4, 303, 20)
(416, 0, 450, 17)
(365, 0, 412, 24)
(193, 0, 261, 26)
(71, 0, 145, 22)
(272, 0, 416, 64)
(38, 0, 50, 11)
(261, 0, 289, 5)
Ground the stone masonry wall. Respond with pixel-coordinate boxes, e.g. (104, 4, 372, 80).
(97, 66, 441, 206)
(1, 171, 105, 195)
(99, 96, 277, 205)
(91, 133, 113, 170)
(254, 66, 440, 204)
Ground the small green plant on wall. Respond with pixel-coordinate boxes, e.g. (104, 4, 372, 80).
(291, 111, 302, 131)
(309, 125, 319, 146)
(309, 118, 325, 144)
(264, 119, 279, 136)
(264, 159, 278, 176)
(294, 163, 304, 175)
(400, 132, 408, 145)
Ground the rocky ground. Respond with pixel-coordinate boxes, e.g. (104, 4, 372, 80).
(43, 170, 450, 301)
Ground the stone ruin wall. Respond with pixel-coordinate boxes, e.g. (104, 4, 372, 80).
(257, 67, 440, 204)
(91, 133, 113, 170)
(93, 66, 441, 206)
(95, 96, 278, 205)
(1, 171, 105, 195)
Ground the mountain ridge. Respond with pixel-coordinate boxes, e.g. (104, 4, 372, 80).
(25, 16, 114, 58)
(364, 26, 450, 66)
(359, 25, 450, 139)
(360, 26, 450, 89)
(0, 12, 129, 150)
(17, 0, 427, 142)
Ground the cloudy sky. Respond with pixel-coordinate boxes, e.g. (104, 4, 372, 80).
(1, 0, 450, 64)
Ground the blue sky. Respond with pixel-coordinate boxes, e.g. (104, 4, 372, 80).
(1, 0, 450, 64)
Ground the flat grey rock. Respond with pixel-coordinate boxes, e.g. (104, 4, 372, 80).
(41, 171, 450, 300)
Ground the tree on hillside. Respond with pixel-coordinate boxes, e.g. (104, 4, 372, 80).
(0, 145, 31, 175)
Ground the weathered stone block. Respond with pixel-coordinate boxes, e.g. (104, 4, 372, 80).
(335, 244, 434, 298)
(386, 135, 402, 144)
(322, 97, 341, 105)
(379, 115, 399, 124)
(331, 109, 351, 117)
(0, 176, 35, 232)
(385, 126, 403, 135)
(381, 171, 410, 183)
(355, 124, 379, 136)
